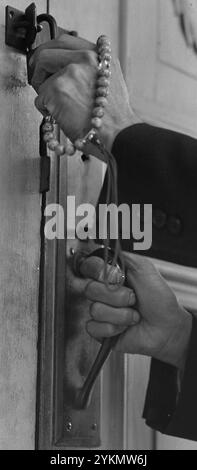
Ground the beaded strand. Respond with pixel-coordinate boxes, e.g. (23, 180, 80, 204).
(42, 35, 112, 156)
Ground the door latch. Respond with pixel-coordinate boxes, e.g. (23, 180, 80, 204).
(5, 4, 77, 194)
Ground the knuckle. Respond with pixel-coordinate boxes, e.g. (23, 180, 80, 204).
(66, 62, 78, 78)
(50, 75, 67, 97)
(51, 74, 64, 92)
(119, 287, 132, 305)
(124, 308, 133, 324)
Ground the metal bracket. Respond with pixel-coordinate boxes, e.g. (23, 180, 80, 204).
(5, 3, 42, 52)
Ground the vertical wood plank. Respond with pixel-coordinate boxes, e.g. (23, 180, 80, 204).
(0, 0, 47, 450)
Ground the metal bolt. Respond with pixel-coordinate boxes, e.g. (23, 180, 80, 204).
(37, 24, 43, 32)
(65, 420, 72, 432)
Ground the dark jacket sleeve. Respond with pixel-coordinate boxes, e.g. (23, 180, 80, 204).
(110, 123, 197, 267)
(109, 123, 197, 441)
(143, 316, 197, 441)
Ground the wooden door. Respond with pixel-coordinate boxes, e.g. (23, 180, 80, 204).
(0, 0, 47, 450)
(0, 0, 129, 451)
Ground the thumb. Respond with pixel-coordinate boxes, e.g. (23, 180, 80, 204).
(123, 252, 154, 290)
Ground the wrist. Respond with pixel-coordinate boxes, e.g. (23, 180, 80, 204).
(102, 109, 141, 152)
(164, 308, 192, 370)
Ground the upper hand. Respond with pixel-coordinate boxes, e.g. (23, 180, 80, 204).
(30, 34, 139, 151)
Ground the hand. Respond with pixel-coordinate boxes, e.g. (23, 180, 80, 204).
(81, 252, 192, 369)
(30, 34, 139, 151)
(65, 247, 140, 344)
(173, 0, 197, 48)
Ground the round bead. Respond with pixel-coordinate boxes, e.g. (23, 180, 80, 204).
(55, 144, 65, 156)
(95, 96, 108, 107)
(97, 35, 110, 47)
(92, 106, 105, 118)
(48, 139, 59, 151)
(65, 141, 76, 156)
(96, 87, 109, 97)
(99, 53, 112, 62)
(44, 115, 52, 123)
(103, 60, 111, 69)
(98, 60, 111, 72)
(98, 45, 112, 55)
(91, 117, 102, 129)
(75, 139, 85, 151)
(98, 68, 111, 78)
(97, 77, 110, 88)
(43, 132, 54, 143)
(87, 131, 96, 141)
(42, 122, 54, 133)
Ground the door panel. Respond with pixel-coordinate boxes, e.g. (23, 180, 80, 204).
(0, 0, 47, 450)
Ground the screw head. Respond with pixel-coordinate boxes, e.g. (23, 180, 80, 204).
(65, 420, 72, 432)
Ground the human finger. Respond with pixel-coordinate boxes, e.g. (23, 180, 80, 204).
(85, 281, 136, 307)
(78, 255, 125, 285)
(30, 33, 95, 68)
(31, 49, 97, 92)
(86, 320, 127, 339)
(90, 303, 140, 326)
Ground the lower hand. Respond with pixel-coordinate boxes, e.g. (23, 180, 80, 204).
(80, 252, 192, 369)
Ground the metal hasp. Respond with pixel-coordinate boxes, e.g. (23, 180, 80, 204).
(5, 3, 40, 52)
(5, 3, 58, 53)
(5, 4, 58, 83)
